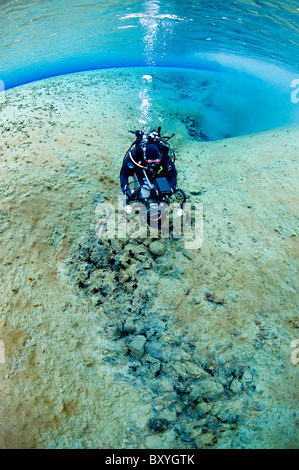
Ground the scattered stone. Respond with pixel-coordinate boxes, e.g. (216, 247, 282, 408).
(190, 378, 224, 401)
(189, 425, 202, 439)
(142, 356, 162, 378)
(146, 339, 164, 361)
(230, 378, 242, 394)
(196, 402, 212, 417)
(205, 291, 226, 305)
(241, 370, 253, 385)
(171, 362, 208, 379)
(146, 318, 166, 337)
(157, 406, 177, 423)
(171, 363, 189, 379)
(148, 418, 169, 433)
(132, 245, 149, 262)
(184, 361, 209, 378)
(216, 408, 238, 424)
(66, 231, 257, 449)
(216, 353, 229, 367)
(149, 240, 165, 256)
(182, 251, 193, 260)
(110, 324, 123, 340)
(194, 432, 215, 447)
(123, 318, 136, 335)
(127, 335, 147, 357)
(214, 436, 232, 449)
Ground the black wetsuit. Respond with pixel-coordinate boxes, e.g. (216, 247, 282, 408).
(120, 145, 177, 194)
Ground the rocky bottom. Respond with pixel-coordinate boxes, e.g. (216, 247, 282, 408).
(64, 231, 260, 449)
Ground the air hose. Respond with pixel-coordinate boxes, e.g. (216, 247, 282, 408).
(173, 188, 186, 213)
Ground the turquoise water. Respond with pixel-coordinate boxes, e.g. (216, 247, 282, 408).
(1, 0, 299, 89)
(1, 0, 299, 138)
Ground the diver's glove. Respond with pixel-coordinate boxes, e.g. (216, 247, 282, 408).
(121, 185, 132, 197)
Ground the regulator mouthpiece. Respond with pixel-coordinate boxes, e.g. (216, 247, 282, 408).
(177, 207, 184, 217)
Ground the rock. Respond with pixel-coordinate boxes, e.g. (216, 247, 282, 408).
(145, 318, 166, 338)
(216, 409, 238, 424)
(110, 324, 123, 340)
(230, 378, 242, 394)
(156, 406, 177, 422)
(158, 263, 169, 275)
(132, 245, 149, 262)
(146, 339, 164, 361)
(189, 425, 202, 439)
(171, 363, 189, 379)
(174, 402, 183, 414)
(145, 429, 176, 449)
(214, 367, 232, 386)
(190, 378, 224, 401)
(171, 362, 209, 379)
(194, 432, 215, 447)
(170, 268, 182, 279)
(142, 356, 161, 377)
(123, 318, 136, 335)
(241, 370, 253, 385)
(149, 241, 165, 256)
(184, 361, 209, 378)
(214, 436, 232, 449)
(196, 402, 212, 417)
(216, 353, 229, 367)
(89, 269, 104, 288)
(123, 263, 140, 282)
(100, 283, 110, 297)
(205, 291, 226, 305)
(232, 366, 244, 379)
(128, 335, 147, 357)
(148, 418, 169, 433)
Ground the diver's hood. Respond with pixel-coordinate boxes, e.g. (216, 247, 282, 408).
(145, 144, 161, 164)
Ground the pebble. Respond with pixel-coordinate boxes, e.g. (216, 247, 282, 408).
(149, 240, 165, 256)
(241, 370, 253, 384)
(194, 432, 215, 446)
(196, 402, 212, 416)
(148, 418, 169, 433)
(128, 335, 147, 357)
(230, 378, 243, 394)
(190, 378, 224, 401)
(146, 340, 164, 361)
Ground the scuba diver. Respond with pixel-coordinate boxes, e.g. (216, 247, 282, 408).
(120, 128, 177, 198)
(120, 127, 186, 228)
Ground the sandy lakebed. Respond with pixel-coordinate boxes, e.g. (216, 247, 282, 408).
(0, 68, 298, 449)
